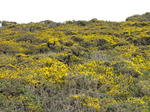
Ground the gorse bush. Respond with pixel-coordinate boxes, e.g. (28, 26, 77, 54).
(126, 12, 150, 21)
(0, 13, 150, 111)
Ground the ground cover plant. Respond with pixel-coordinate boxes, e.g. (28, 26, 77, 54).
(0, 13, 150, 112)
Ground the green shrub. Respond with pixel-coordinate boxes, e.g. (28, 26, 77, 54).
(1, 21, 17, 28)
(79, 40, 93, 48)
(71, 36, 84, 42)
(64, 30, 76, 35)
(126, 12, 150, 21)
(132, 37, 150, 46)
(96, 39, 108, 46)
(63, 41, 73, 47)
(112, 61, 141, 77)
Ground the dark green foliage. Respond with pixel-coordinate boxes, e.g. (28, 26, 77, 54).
(57, 54, 71, 65)
(14, 23, 45, 32)
(38, 45, 50, 53)
(79, 40, 93, 48)
(132, 22, 149, 27)
(71, 36, 84, 42)
(96, 39, 108, 46)
(64, 41, 73, 47)
(16, 34, 35, 43)
(69, 45, 87, 56)
(64, 29, 76, 35)
(89, 18, 98, 22)
(40, 20, 60, 28)
(0, 43, 17, 54)
(113, 61, 140, 77)
(113, 43, 128, 47)
(1, 21, 17, 28)
(132, 37, 150, 46)
(98, 44, 113, 50)
(47, 41, 56, 50)
(75, 20, 88, 26)
(126, 12, 150, 21)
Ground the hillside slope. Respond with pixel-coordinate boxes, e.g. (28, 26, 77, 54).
(0, 15, 150, 111)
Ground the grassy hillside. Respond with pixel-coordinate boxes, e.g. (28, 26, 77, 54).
(0, 14, 150, 111)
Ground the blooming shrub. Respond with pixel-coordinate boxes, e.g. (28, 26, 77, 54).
(0, 18, 149, 111)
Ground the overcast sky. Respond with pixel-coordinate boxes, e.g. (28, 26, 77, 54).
(0, 0, 149, 23)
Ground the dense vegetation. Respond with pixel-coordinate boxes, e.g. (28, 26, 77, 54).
(0, 13, 150, 112)
(126, 12, 150, 21)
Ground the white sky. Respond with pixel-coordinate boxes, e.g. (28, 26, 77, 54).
(0, 0, 149, 23)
